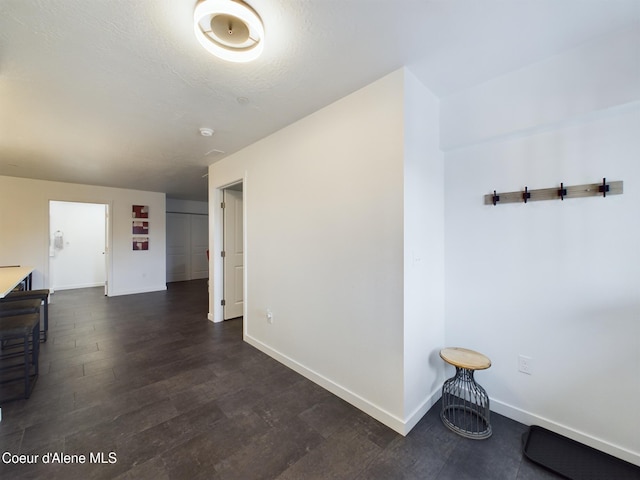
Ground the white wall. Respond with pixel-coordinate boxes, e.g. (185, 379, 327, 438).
(402, 69, 446, 428)
(210, 70, 411, 431)
(442, 28, 640, 464)
(0, 176, 166, 296)
(441, 27, 640, 150)
(49, 201, 106, 290)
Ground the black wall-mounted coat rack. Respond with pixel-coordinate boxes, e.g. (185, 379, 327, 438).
(484, 178, 623, 206)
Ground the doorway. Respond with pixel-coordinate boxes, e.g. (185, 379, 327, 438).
(222, 183, 243, 320)
(49, 201, 109, 294)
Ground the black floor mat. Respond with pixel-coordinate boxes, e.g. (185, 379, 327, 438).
(522, 425, 640, 480)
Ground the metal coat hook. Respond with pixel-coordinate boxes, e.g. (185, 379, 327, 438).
(598, 177, 609, 198)
(492, 190, 500, 206)
(522, 186, 530, 204)
(558, 182, 567, 201)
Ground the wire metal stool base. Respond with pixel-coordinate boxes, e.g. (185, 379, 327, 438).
(441, 367, 492, 440)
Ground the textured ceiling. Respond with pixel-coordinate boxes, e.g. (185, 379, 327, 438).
(1, 0, 638, 201)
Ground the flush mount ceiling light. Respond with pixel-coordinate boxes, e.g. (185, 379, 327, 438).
(194, 0, 264, 63)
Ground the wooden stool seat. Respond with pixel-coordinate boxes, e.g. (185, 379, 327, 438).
(440, 347, 491, 370)
(3, 289, 50, 300)
(0, 298, 42, 317)
(0, 312, 40, 336)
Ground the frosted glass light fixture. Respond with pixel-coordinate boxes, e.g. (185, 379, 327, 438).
(194, 0, 264, 63)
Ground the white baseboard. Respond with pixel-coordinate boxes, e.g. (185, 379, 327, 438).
(108, 285, 167, 297)
(245, 334, 413, 435)
(52, 282, 104, 291)
(491, 398, 640, 466)
(403, 387, 442, 434)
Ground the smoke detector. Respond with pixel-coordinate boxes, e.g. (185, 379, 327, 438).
(194, 0, 264, 63)
(199, 127, 215, 137)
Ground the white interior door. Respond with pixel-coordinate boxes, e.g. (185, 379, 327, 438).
(190, 214, 209, 279)
(223, 189, 243, 320)
(166, 212, 189, 282)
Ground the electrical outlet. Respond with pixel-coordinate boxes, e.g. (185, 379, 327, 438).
(518, 355, 533, 375)
(266, 309, 273, 324)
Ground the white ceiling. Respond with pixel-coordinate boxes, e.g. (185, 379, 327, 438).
(1, 0, 638, 202)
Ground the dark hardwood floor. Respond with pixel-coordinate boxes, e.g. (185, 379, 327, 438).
(0, 280, 560, 479)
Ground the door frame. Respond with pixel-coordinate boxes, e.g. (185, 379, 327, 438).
(46, 199, 112, 296)
(222, 188, 243, 320)
(209, 178, 246, 325)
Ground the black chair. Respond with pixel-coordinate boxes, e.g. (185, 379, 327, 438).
(0, 312, 40, 403)
(0, 289, 50, 342)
